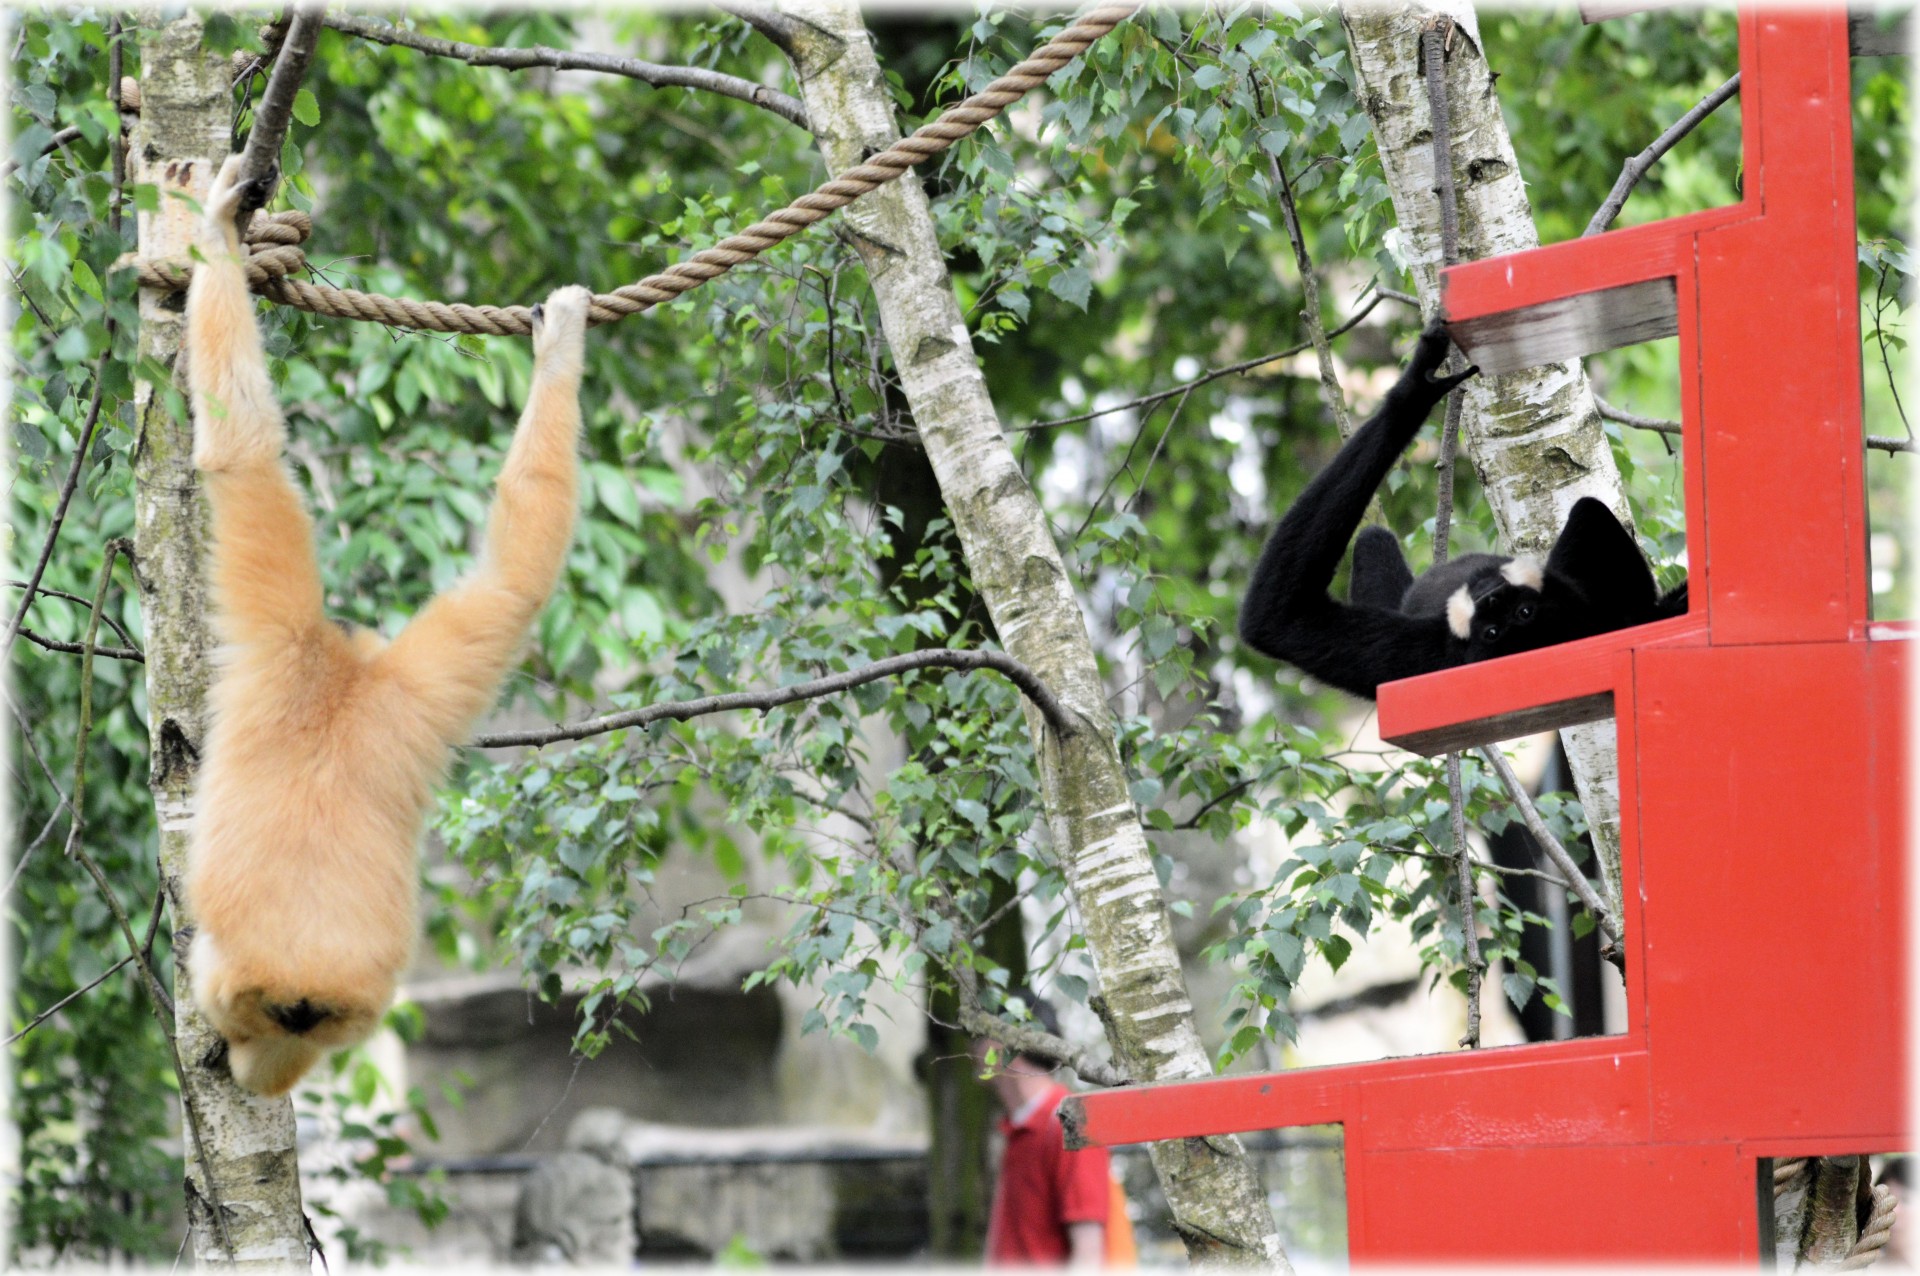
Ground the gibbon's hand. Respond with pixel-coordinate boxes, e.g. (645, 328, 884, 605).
(531, 285, 591, 380)
(1393, 322, 1479, 416)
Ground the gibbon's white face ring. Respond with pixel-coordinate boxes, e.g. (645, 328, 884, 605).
(1500, 557, 1544, 591)
(1447, 585, 1475, 639)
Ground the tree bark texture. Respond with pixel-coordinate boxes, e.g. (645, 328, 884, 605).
(773, 3, 1288, 1265)
(1341, 0, 1631, 917)
(131, 10, 309, 1264)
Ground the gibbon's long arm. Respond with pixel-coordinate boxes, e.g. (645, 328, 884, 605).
(1238, 325, 1477, 699)
(377, 288, 588, 743)
(186, 161, 327, 652)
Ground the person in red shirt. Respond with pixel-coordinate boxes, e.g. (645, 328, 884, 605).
(972, 1021, 1111, 1266)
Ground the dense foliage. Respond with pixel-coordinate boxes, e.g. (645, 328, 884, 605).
(8, 5, 1907, 1259)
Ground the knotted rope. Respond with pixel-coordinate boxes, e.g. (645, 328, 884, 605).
(134, 5, 1139, 336)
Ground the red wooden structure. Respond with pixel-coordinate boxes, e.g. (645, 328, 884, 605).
(1072, 10, 1909, 1261)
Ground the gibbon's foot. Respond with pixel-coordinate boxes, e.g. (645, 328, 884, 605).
(201, 155, 274, 254)
(236, 163, 277, 215)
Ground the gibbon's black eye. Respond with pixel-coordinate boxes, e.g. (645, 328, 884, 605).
(1482, 624, 1500, 643)
(1516, 603, 1535, 622)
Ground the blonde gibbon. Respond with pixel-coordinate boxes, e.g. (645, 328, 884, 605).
(183, 155, 590, 1097)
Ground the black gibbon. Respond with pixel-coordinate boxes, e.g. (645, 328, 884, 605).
(184, 156, 591, 1096)
(1239, 324, 1687, 699)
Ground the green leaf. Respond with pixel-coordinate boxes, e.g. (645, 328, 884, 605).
(1045, 264, 1093, 311)
(292, 88, 320, 127)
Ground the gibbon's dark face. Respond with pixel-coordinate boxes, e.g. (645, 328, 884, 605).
(1445, 558, 1590, 664)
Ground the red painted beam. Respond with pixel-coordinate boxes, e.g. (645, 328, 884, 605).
(1376, 612, 1705, 755)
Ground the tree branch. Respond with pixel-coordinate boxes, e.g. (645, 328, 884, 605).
(323, 12, 810, 130)
(712, 0, 818, 57)
(1014, 294, 1388, 434)
(3, 351, 117, 661)
(1594, 395, 1914, 455)
(0, 125, 83, 178)
(1477, 746, 1626, 972)
(235, 0, 324, 212)
(7, 578, 142, 649)
(7, 953, 136, 1045)
(1585, 72, 1741, 238)
(17, 627, 144, 663)
(958, 1002, 1128, 1088)
(469, 647, 1077, 748)
(1260, 77, 1353, 439)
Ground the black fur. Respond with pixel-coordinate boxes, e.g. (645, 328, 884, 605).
(264, 998, 330, 1036)
(1239, 323, 1686, 699)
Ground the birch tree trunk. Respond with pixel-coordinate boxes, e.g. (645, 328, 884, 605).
(131, 11, 309, 1263)
(773, 3, 1285, 1265)
(1341, 0, 1630, 917)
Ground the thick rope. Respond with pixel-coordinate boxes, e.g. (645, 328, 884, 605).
(133, 5, 1139, 336)
(1839, 1184, 1897, 1270)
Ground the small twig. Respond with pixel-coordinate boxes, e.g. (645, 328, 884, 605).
(1478, 746, 1625, 970)
(1871, 265, 1911, 436)
(1, 886, 159, 1043)
(470, 648, 1078, 747)
(1373, 843, 1575, 890)
(323, 11, 810, 130)
(1070, 383, 1193, 541)
(1260, 74, 1352, 439)
(0, 125, 83, 178)
(1171, 777, 1257, 831)
(1585, 73, 1741, 237)
(1594, 396, 1914, 455)
(18, 628, 145, 662)
(1014, 294, 1386, 434)
(6, 579, 142, 649)
(1446, 753, 1483, 1048)
(7, 954, 136, 1045)
(109, 15, 126, 240)
(3, 350, 117, 661)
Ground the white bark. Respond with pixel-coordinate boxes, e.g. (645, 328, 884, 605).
(132, 11, 308, 1264)
(1342, 1, 1630, 915)
(773, 3, 1286, 1265)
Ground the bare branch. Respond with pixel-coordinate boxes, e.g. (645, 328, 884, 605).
(958, 1001, 1128, 1088)
(1477, 746, 1625, 970)
(18, 627, 144, 663)
(323, 12, 810, 130)
(6, 578, 142, 649)
(3, 352, 117, 661)
(8, 953, 137, 1045)
(469, 647, 1078, 748)
(1586, 73, 1741, 238)
(1260, 77, 1352, 439)
(1594, 395, 1914, 455)
(1014, 294, 1388, 434)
